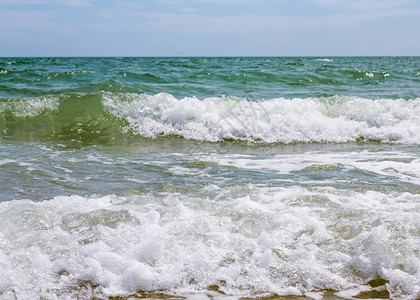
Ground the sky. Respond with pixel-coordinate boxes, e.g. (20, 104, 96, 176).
(0, 0, 419, 56)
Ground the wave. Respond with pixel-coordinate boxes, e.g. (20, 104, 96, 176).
(1, 92, 420, 145)
(2, 57, 419, 101)
(341, 70, 391, 80)
(0, 94, 131, 146)
(315, 58, 333, 62)
(0, 188, 419, 299)
(0, 67, 12, 75)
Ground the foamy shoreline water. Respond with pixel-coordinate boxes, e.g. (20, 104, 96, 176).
(1, 143, 419, 299)
(1, 186, 419, 299)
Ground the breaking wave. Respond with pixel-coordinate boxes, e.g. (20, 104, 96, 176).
(0, 187, 419, 299)
(1, 92, 420, 144)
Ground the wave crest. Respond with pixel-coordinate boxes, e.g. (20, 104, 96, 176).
(104, 93, 420, 144)
(1, 92, 420, 144)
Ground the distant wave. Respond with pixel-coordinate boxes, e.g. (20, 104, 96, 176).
(315, 58, 333, 62)
(1, 92, 420, 145)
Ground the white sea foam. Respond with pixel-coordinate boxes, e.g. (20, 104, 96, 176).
(0, 159, 16, 166)
(315, 58, 333, 62)
(103, 93, 420, 144)
(0, 96, 60, 117)
(0, 186, 419, 299)
(211, 150, 420, 185)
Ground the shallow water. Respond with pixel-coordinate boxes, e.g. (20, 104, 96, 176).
(0, 57, 419, 299)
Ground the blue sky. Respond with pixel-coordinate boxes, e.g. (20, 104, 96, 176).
(0, 0, 419, 56)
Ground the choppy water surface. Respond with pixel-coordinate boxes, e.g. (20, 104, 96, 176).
(0, 57, 419, 299)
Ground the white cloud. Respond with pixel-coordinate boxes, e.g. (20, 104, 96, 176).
(118, 6, 419, 36)
(0, 9, 63, 36)
(157, 0, 264, 5)
(344, 0, 408, 11)
(0, 0, 46, 4)
(306, 0, 409, 11)
(179, 7, 200, 12)
(119, 1, 142, 11)
(122, 12, 357, 35)
(60, 0, 94, 7)
(0, 0, 95, 7)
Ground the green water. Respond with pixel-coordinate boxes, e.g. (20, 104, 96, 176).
(1, 57, 419, 99)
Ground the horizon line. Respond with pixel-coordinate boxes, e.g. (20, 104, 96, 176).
(1, 55, 419, 58)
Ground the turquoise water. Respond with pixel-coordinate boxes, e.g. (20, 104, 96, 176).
(1, 57, 419, 99)
(0, 57, 419, 299)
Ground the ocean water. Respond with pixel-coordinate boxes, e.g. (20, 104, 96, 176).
(0, 57, 419, 299)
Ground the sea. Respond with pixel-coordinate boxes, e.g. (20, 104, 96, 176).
(0, 57, 419, 300)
